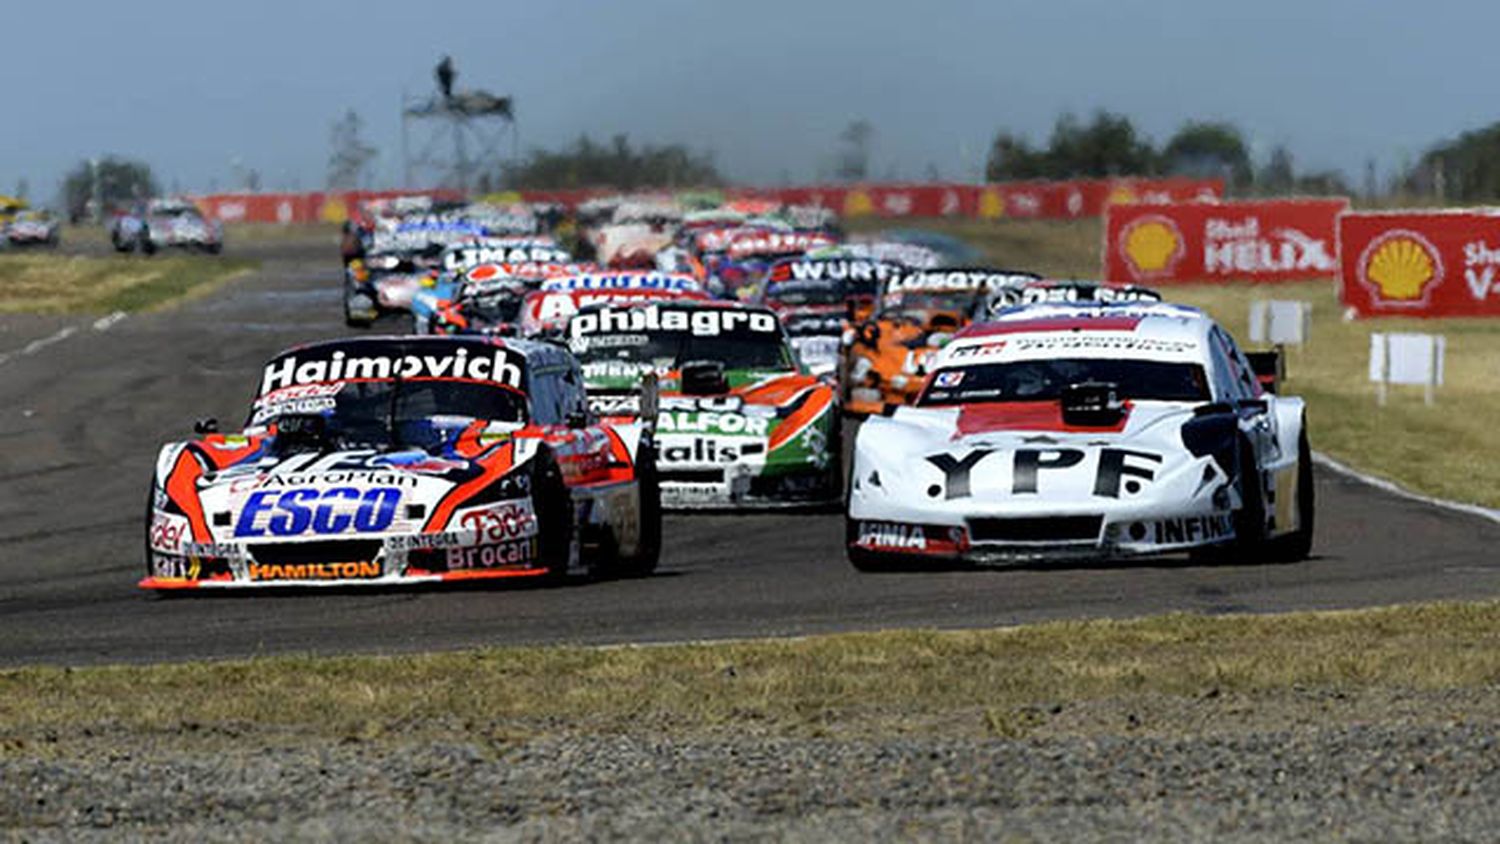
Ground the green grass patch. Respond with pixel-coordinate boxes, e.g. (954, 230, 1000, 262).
(855, 217, 1500, 509)
(0, 254, 256, 314)
(2, 602, 1499, 743)
(0, 599, 1494, 746)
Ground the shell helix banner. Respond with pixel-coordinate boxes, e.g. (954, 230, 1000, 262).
(1103, 198, 1347, 284)
(1339, 211, 1500, 318)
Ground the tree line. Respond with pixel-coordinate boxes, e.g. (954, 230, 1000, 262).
(984, 111, 1347, 196)
(50, 110, 1500, 209)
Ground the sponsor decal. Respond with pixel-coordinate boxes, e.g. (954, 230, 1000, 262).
(259, 345, 525, 395)
(248, 561, 383, 582)
(886, 269, 1036, 293)
(150, 512, 189, 553)
(657, 411, 769, 437)
(1358, 229, 1442, 305)
(446, 538, 539, 569)
(857, 520, 927, 551)
(443, 246, 570, 272)
(924, 448, 1163, 499)
(570, 304, 778, 338)
(1152, 513, 1233, 545)
(234, 487, 401, 537)
(184, 541, 239, 557)
(1119, 215, 1185, 280)
(933, 370, 965, 388)
(770, 259, 905, 285)
(458, 500, 538, 544)
(589, 394, 641, 417)
(661, 437, 752, 464)
(541, 272, 699, 292)
(948, 334, 1197, 360)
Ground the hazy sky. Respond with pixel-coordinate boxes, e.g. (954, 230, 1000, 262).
(6, 0, 1497, 198)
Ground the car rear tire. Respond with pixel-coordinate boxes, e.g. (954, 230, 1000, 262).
(1266, 426, 1314, 563)
(616, 440, 662, 577)
(531, 447, 576, 584)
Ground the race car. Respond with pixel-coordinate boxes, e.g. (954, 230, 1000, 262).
(408, 240, 587, 334)
(760, 256, 906, 377)
(985, 279, 1163, 314)
(416, 263, 533, 337)
(519, 270, 709, 337)
(4, 210, 60, 248)
(567, 300, 840, 509)
(843, 268, 1039, 415)
(846, 301, 1313, 569)
(112, 198, 223, 255)
(141, 336, 661, 590)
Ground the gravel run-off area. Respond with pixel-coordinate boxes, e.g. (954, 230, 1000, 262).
(5, 689, 1499, 842)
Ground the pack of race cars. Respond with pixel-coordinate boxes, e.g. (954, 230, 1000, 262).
(140, 193, 1313, 590)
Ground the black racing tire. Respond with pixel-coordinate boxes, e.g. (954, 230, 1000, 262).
(113, 232, 134, 254)
(139, 234, 156, 256)
(615, 439, 662, 577)
(1266, 425, 1315, 563)
(143, 483, 156, 581)
(204, 243, 222, 255)
(531, 447, 576, 584)
(343, 289, 373, 329)
(1192, 437, 1267, 564)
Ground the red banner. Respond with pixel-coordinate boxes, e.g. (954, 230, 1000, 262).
(190, 178, 1225, 224)
(1103, 198, 1347, 284)
(1339, 210, 1500, 318)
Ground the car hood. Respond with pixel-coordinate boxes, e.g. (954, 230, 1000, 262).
(855, 400, 1224, 511)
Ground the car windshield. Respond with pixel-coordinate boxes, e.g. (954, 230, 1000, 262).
(918, 358, 1210, 406)
(880, 291, 981, 318)
(459, 289, 527, 324)
(572, 329, 795, 372)
(250, 379, 527, 452)
(766, 282, 847, 307)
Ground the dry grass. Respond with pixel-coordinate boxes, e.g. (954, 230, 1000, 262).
(865, 217, 1500, 509)
(2, 602, 1498, 742)
(0, 254, 256, 314)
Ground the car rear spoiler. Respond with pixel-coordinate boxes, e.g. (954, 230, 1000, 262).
(1244, 347, 1284, 394)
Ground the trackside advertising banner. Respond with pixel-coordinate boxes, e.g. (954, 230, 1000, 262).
(1339, 210, 1500, 318)
(192, 179, 1225, 224)
(1104, 198, 1347, 284)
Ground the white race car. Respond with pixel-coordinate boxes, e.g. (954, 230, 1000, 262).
(846, 300, 1313, 569)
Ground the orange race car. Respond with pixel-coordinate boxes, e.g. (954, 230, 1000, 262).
(841, 268, 1039, 416)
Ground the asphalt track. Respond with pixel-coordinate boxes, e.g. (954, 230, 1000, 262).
(2, 236, 1499, 667)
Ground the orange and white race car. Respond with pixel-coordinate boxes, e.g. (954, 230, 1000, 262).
(842, 268, 1039, 416)
(142, 336, 660, 590)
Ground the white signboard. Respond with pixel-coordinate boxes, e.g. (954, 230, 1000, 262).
(1249, 300, 1310, 345)
(1369, 332, 1445, 405)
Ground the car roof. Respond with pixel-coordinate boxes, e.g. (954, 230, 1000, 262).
(274, 334, 563, 364)
(939, 303, 1216, 367)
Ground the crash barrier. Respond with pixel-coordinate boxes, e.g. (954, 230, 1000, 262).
(1103, 198, 1346, 284)
(1369, 332, 1444, 405)
(188, 178, 1224, 225)
(1338, 210, 1500, 318)
(1248, 300, 1310, 346)
(193, 189, 463, 226)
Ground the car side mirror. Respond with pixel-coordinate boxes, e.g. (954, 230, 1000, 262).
(638, 371, 660, 427)
(1236, 398, 1269, 415)
(193, 417, 219, 435)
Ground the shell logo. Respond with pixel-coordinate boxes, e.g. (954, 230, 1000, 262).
(1118, 215, 1184, 279)
(319, 197, 349, 224)
(977, 188, 1005, 219)
(1358, 230, 1442, 305)
(844, 190, 874, 218)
